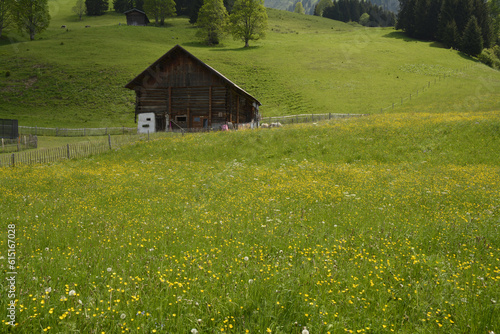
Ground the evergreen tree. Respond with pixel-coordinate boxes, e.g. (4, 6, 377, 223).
(229, 0, 267, 47)
(189, 0, 204, 23)
(491, 0, 500, 44)
(461, 15, 483, 55)
(14, 0, 50, 40)
(442, 18, 459, 47)
(197, 0, 228, 45)
(472, 0, 493, 48)
(175, 0, 190, 15)
(113, 0, 131, 12)
(86, 0, 109, 15)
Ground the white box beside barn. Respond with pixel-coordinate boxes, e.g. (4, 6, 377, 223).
(138, 113, 155, 134)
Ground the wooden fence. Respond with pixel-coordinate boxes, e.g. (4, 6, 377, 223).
(1, 113, 368, 167)
(18, 126, 136, 137)
(261, 113, 365, 125)
(1, 135, 38, 153)
(0, 133, 165, 167)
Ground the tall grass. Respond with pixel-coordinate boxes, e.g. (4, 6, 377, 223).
(1, 112, 499, 333)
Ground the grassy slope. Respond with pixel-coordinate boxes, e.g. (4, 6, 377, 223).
(1, 2, 500, 333)
(0, 1, 498, 128)
(1, 112, 499, 333)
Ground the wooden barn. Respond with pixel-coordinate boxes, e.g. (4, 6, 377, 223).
(125, 45, 261, 132)
(124, 9, 149, 26)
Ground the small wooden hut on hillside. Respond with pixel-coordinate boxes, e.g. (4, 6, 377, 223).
(124, 9, 149, 26)
(125, 45, 261, 132)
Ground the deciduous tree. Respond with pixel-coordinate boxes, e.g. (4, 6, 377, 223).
(229, 0, 267, 47)
(314, 0, 332, 16)
(0, 0, 13, 38)
(144, 0, 176, 25)
(196, 0, 228, 45)
(294, 1, 305, 14)
(73, 0, 87, 20)
(14, 0, 50, 40)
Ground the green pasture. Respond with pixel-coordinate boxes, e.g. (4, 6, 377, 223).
(0, 1, 499, 128)
(1, 1, 500, 333)
(1, 111, 499, 333)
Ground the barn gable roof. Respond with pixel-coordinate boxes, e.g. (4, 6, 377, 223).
(124, 45, 261, 106)
(124, 8, 150, 24)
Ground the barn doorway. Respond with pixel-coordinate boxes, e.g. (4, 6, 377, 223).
(155, 114, 166, 132)
(191, 116, 208, 129)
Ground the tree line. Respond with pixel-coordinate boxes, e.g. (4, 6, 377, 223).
(396, 0, 499, 57)
(313, 0, 396, 27)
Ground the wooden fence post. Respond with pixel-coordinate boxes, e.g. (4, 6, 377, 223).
(1, 138, 3, 153)
(108, 134, 112, 149)
(11, 153, 14, 167)
(67, 144, 70, 159)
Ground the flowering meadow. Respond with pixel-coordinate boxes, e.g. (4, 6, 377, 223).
(1, 112, 499, 333)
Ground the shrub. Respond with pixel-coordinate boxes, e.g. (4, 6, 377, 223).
(479, 48, 500, 69)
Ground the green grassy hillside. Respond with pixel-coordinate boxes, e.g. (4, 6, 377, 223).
(0, 1, 498, 128)
(1, 111, 499, 333)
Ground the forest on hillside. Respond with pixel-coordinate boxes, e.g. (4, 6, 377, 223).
(396, 0, 500, 66)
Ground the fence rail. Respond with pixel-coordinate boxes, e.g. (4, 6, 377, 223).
(19, 126, 136, 137)
(0, 132, 171, 167)
(260, 113, 365, 125)
(1, 135, 38, 153)
(2, 113, 367, 167)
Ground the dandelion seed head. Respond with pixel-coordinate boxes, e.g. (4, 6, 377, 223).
(68, 290, 76, 296)
(120, 313, 126, 319)
(107, 267, 112, 272)
(191, 329, 199, 334)
(302, 328, 310, 334)
(244, 256, 249, 261)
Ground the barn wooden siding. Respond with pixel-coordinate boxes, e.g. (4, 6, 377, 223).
(124, 9, 149, 26)
(125, 45, 261, 131)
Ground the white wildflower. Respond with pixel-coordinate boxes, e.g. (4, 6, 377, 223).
(191, 329, 199, 334)
(68, 290, 76, 296)
(45, 287, 52, 294)
(120, 313, 126, 319)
